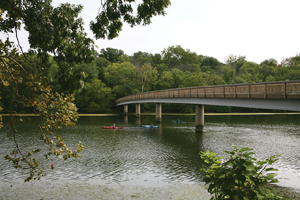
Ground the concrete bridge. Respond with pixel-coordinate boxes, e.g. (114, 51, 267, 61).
(115, 80, 300, 132)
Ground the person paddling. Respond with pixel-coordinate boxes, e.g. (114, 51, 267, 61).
(112, 123, 116, 127)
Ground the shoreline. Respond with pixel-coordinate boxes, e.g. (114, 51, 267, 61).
(267, 184, 300, 199)
(1, 112, 300, 117)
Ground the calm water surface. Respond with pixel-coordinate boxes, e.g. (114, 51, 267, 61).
(0, 114, 299, 199)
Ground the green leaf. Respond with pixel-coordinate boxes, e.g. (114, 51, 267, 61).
(239, 147, 253, 152)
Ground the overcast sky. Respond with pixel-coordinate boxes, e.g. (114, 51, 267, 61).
(5, 0, 300, 64)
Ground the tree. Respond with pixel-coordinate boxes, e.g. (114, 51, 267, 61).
(0, 0, 171, 181)
(75, 79, 115, 112)
(94, 57, 111, 81)
(260, 58, 278, 67)
(221, 65, 236, 84)
(80, 62, 99, 82)
(201, 56, 223, 71)
(225, 54, 246, 73)
(100, 48, 129, 63)
(136, 64, 158, 93)
(158, 68, 184, 89)
(239, 62, 262, 83)
(202, 72, 226, 86)
(104, 62, 138, 97)
(284, 54, 300, 68)
(181, 71, 205, 87)
(162, 45, 202, 71)
(130, 51, 152, 68)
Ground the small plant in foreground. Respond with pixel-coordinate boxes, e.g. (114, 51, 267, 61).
(200, 145, 284, 200)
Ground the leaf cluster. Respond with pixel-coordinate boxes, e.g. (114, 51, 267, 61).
(90, 0, 171, 39)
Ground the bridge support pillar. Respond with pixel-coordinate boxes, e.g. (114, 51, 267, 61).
(156, 103, 162, 123)
(195, 105, 204, 133)
(124, 104, 128, 115)
(136, 103, 140, 118)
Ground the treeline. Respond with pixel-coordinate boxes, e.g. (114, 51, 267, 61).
(1, 45, 300, 113)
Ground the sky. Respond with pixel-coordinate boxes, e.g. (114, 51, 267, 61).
(4, 0, 300, 64)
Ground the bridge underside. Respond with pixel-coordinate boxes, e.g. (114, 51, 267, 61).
(116, 98, 300, 112)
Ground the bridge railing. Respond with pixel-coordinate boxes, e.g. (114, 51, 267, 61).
(116, 80, 300, 104)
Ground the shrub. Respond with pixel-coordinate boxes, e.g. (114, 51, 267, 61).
(200, 145, 284, 200)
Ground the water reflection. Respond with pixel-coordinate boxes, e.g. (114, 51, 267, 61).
(124, 115, 128, 124)
(135, 117, 141, 126)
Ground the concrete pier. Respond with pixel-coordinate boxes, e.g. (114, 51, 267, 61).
(156, 103, 162, 123)
(136, 103, 140, 117)
(195, 105, 204, 132)
(124, 104, 128, 115)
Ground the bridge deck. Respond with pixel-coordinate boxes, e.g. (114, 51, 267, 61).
(116, 81, 300, 111)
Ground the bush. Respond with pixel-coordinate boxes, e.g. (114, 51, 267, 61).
(200, 145, 284, 200)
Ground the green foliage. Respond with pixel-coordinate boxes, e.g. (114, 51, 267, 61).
(181, 71, 205, 87)
(90, 0, 171, 39)
(75, 79, 115, 112)
(100, 48, 129, 63)
(131, 51, 152, 68)
(157, 68, 184, 89)
(136, 64, 158, 92)
(221, 65, 236, 84)
(200, 145, 283, 200)
(201, 56, 223, 71)
(162, 45, 202, 70)
(93, 57, 111, 81)
(104, 62, 138, 97)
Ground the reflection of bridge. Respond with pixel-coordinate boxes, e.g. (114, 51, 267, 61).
(116, 81, 300, 132)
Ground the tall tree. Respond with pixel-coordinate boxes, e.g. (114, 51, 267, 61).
(100, 48, 129, 63)
(162, 45, 202, 71)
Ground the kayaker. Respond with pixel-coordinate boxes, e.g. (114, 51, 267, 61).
(150, 123, 153, 127)
(113, 123, 116, 127)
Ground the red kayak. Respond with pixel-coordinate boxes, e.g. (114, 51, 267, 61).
(102, 126, 123, 129)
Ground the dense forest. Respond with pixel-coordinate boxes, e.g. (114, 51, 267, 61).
(2, 45, 300, 114)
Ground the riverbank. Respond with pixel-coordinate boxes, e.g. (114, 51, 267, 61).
(1, 181, 299, 200)
(2, 112, 299, 117)
(0, 181, 212, 200)
(267, 184, 300, 199)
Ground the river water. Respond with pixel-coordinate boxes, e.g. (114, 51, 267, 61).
(0, 114, 299, 199)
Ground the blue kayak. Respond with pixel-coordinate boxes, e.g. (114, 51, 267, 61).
(142, 125, 160, 128)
